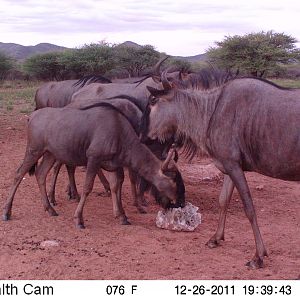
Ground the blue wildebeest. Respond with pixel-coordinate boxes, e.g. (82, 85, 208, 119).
(140, 70, 300, 268)
(69, 57, 183, 109)
(34, 58, 169, 203)
(79, 99, 185, 212)
(34, 74, 113, 200)
(34, 75, 112, 109)
(3, 101, 184, 228)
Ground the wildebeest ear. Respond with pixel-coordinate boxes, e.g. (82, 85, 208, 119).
(147, 86, 163, 97)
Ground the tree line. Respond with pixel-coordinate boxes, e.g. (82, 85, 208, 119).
(0, 31, 299, 81)
(0, 42, 190, 81)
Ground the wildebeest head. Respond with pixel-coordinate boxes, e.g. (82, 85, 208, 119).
(159, 145, 185, 208)
(140, 71, 178, 143)
(148, 144, 185, 209)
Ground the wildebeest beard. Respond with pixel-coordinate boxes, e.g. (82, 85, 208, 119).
(139, 103, 198, 161)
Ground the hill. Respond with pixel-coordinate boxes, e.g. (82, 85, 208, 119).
(0, 42, 68, 60)
(0, 41, 206, 62)
(175, 53, 207, 62)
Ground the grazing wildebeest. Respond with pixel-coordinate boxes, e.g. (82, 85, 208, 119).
(34, 75, 112, 109)
(3, 103, 182, 229)
(55, 95, 185, 213)
(140, 70, 300, 268)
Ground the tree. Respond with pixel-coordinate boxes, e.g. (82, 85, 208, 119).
(72, 42, 116, 76)
(207, 31, 300, 77)
(0, 52, 14, 80)
(114, 44, 160, 77)
(166, 57, 192, 72)
(23, 42, 116, 80)
(23, 52, 63, 80)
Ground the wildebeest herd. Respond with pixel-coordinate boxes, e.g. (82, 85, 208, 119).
(2, 57, 300, 270)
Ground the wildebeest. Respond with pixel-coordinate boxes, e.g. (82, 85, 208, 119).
(140, 70, 300, 268)
(35, 58, 169, 202)
(69, 58, 184, 109)
(3, 102, 182, 229)
(34, 75, 113, 201)
(34, 75, 112, 109)
(63, 95, 185, 213)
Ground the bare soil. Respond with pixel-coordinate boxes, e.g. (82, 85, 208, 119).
(0, 113, 299, 280)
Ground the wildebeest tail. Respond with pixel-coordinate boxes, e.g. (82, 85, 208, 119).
(28, 163, 37, 176)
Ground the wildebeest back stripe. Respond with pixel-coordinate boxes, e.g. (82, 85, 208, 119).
(80, 102, 139, 134)
(105, 95, 145, 112)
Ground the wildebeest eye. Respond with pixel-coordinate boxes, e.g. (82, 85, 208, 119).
(149, 96, 159, 105)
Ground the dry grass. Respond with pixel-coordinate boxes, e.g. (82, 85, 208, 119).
(0, 80, 40, 114)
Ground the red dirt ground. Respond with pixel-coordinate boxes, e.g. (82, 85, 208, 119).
(0, 113, 299, 280)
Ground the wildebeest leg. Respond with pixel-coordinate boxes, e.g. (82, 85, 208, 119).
(48, 160, 62, 206)
(206, 175, 234, 248)
(96, 169, 111, 197)
(66, 165, 80, 201)
(3, 149, 42, 221)
(107, 168, 130, 225)
(224, 163, 268, 268)
(73, 159, 98, 229)
(35, 152, 58, 216)
(128, 169, 147, 214)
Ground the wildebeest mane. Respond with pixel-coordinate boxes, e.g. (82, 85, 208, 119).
(175, 68, 294, 91)
(80, 102, 139, 134)
(73, 75, 112, 88)
(173, 68, 236, 90)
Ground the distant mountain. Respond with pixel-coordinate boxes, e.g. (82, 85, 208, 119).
(119, 41, 207, 62)
(175, 53, 207, 62)
(0, 41, 206, 62)
(0, 42, 68, 60)
(118, 41, 143, 49)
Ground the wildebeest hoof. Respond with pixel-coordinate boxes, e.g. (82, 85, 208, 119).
(121, 217, 131, 225)
(45, 205, 58, 216)
(69, 194, 80, 201)
(206, 239, 221, 249)
(47, 208, 58, 216)
(246, 257, 264, 269)
(2, 214, 10, 221)
(76, 223, 85, 229)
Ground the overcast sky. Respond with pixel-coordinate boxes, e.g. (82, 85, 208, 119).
(0, 0, 300, 56)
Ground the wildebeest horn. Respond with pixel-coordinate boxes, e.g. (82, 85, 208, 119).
(153, 56, 169, 75)
(161, 70, 172, 91)
(161, 144, 176, 171)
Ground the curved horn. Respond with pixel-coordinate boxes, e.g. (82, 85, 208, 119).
(153, 56, 169, 75)
(178, 69, 184, 81)
(161, 70, 172, 91)
(161, 144, 176, 171)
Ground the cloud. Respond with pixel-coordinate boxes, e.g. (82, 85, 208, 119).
(0, 0, 299, 55)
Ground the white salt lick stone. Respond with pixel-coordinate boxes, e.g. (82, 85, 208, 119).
(40, 240, 60, 248)
(156, 202, 201, 231)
